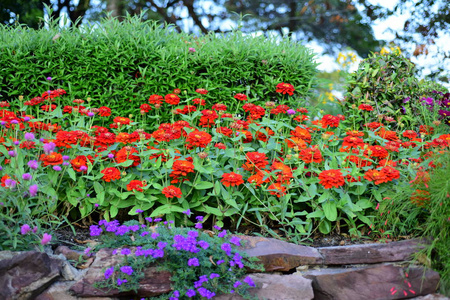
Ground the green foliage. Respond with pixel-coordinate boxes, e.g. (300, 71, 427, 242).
(375, 151, 450, 295)
(91, 219, 263, 299)
(342, 50, 448, 129)
(0, 13, 318, 124)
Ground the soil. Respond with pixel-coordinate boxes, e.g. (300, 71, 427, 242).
(54, 223, 396, 251)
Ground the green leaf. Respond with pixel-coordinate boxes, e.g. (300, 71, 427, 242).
(67, 168, 76, 181)
(319, 219, 332, 234)
(355, 199, 373, 209)
(308, 184, 317, 197)
(307, 210, 324, 219)
(195, 181, 214, 190)
(323, 201, 337, 221)
(110, 206, 119, 218)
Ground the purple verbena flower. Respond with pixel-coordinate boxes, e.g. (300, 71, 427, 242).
(117, 278, 127, 286)
(29, 184, 38, 196)
(188, 257, 199, 267)
(41, 233, 52, 245)
(104, 267, 114, 279)
(120, 266, 134, 276)
(244, 275, 256, 287)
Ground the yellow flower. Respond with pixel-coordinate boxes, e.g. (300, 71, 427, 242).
(380, 47, 390, 55)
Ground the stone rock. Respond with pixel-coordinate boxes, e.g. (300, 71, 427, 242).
(318, 239, 427, 265)
(238, 235, 323, 272)
(302, 263, 440, 300)
(0, 251, 63, 300)
(35, 281, 119, 300)
(70, 248, 172, 297)
(215, 273, 314, 300)
(412, 294, 450, 300)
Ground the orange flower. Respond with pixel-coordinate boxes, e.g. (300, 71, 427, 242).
(402, 130, 417, 139)
(290, 126, 312, 143)
(101, 167, 121, 182)
(376, 128, 399, 141)
(116, 132, 139, 144)
(126, 180, 146, 192)
(162, 185, 182, 198)
(410, 189, 430, 207)
(267, 182, 287, 197)
(40, 152, 63, 166)
(185, 130, 212, 149)
(285, 137, 307, 149)
(381, 166, 400, 182)
(271, 161, 293, 184)
(248, 170, 271, 187)
(170, 159, 195, 183)
(221, 172, 244, 187)
(242, 152, 269, 173)
(364, 169, 389, 185)
(299, 147, 323, 164)
(318, 169, 345, 189)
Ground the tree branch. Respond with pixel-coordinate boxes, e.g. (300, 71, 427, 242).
(148, 0, 183, 32)
(184, 0, 208, 34)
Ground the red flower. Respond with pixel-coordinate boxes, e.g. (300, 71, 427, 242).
(358, 104, 374, 111)
(95, 132, 116, 147)
(267, 182, 287, 197)
(271, 161, 293, 184)
(299, 147, 323, 164)
(40, 152, 63, 166)
(41, 104, 57, 112)
(162, 185, 182, 198)
(113, 116, 132, 125)
(149, 95, 163, 105)
(98, 106, 112, 117)
(127, 180, 146, 192)
(101, 167, 121, 182)
(211, 103, 227, 111)
(185, 130, 212, 149)
(215, 143, 226, 150)
(170, 159, 195, 183)
(321, 115, 340, 128)
(234, 93, 248, 101)
(140, 103, 152, 113)
(364, 169, 389, 185)
(381, 166, 400, 181)
(193, 98, 206, 106)
(71, 155, 90, 173)
(318, 169, 345, 189)
(165, 94, 180, 105)
(365, 145, 389, 159)
(242, 152, 269, 173)
(276, 82, 295, 96)
(402, 130, 417, 139)
(290, 126, 312, 143)
(195, 88, 208, 95)
(221, 172, 244, 187)
(115, 146, 141, 167)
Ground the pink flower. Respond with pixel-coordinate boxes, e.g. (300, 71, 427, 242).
(189, 47, 196, 53)
(21, 224, 31, 235)
(41, 233, 52, 245)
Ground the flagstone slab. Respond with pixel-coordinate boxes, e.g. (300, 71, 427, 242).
(302, 263, 440, 300)
(238, 235, 323, 272)
(70, 248, 172, 298)
(317, 239, 427, 265)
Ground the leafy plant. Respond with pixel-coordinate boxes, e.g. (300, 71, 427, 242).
(89, 217, 263, 299)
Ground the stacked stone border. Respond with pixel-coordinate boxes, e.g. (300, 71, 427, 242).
(0, 237, 447, 300)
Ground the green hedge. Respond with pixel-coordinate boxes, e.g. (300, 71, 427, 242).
(0, 15, 318, 117)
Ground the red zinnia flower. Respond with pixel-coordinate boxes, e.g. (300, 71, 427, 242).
(358, 104, 374, 111)
(267, 182, 287, 197)
(115, 146, 141, 167)
(40, 152, 63, 166)
(127, 180, 146, 192)
(299, 147, 323, 164)
(275, 82, 295, 96)
(185, 130, 212, 149)
(193, 98, 206, 106)
(321, 115, 340, 128)
(195, 88, 208, 95)
(101, 167, 121, 182)
(243, 152, 269, 173)
(221, 172, 244, 187)
(364, 169, 389, 185)
(318, 169, 345, 189)
(234, 93, 248, 101)
(113, 116, 132, 125)
(97, 106, 111, 117)
(402, 130, 417, 139)
(162, 185, 182, 198)
(149, 94, 163, 105)
(165, 94, 180, 105)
